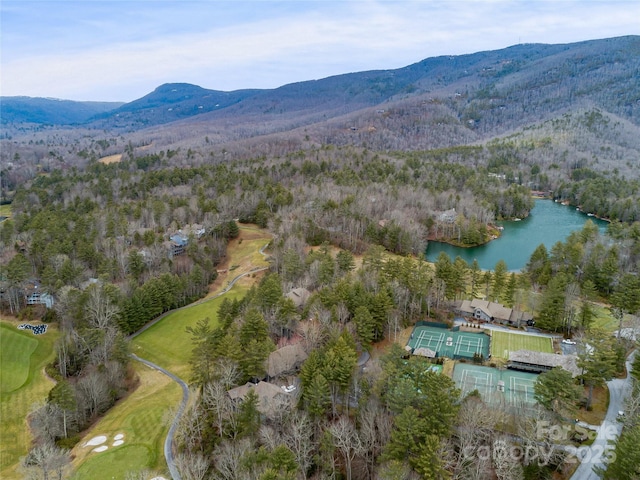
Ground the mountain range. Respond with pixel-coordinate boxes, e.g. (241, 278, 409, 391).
(2, 35, 639, 156)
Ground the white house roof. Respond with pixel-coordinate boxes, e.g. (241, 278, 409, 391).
(413, 347, 437, 358)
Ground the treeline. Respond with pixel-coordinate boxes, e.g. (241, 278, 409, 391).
(524, 221, 640, 334)
(26, 284, 129, 460)
(555, 172, 640, 222)
(1, 144, 539, 300)
(602, 353, 640, 479)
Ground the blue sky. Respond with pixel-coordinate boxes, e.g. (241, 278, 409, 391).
(1, 1, 638, 102)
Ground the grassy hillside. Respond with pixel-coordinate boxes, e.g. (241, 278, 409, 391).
(0, 321, 59, 480)
(131, 284, 250, 379)
(0, 328, 39, 392)
(69, 362, 180, 480)
(132, 225, 271, 379)
(0, 204, 12, 220)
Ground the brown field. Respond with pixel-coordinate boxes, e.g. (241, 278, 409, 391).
(205, 224, 272, 298)
(98, 154, 122, 164)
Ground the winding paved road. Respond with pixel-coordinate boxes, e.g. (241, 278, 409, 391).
(130, 354, 189, 480)
(127, 242, 270, 480)
(569, 350, 636, 480)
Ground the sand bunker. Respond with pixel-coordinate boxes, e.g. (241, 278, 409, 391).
(86, 433, 127, 454)
(150, 477, 168, 480)
(85, 435, 107, 447)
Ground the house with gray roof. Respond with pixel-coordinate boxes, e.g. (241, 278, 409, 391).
(266, 343, 308, 378)
(227, 381, 291, 416)
(508, 350, 580, 377)
(456, 299, 533, 327)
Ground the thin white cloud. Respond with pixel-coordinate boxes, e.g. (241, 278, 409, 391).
(1, 0, 638, 101)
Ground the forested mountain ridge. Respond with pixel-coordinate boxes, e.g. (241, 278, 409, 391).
(0, 97, 123, 126)
(89, 83, 263, 128)
(3, 35, 639, 137)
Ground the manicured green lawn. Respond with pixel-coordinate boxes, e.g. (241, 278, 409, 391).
(70, 362, 180, 480)
(72, 445, 151, 480)
(490, 330, 554, 359)
(591, 304, 620, 332)
(132, 284, 249, 379)
(230, 237, 270, 268)
(0, 203, 12, 219)
(0, 326, 39, 393)
(0, 322, 58, 480)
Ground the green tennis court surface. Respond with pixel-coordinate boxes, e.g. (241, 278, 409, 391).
(453, 363, 538, 406)
(407, 326, 490, 360)
(490, 329, 554, 359)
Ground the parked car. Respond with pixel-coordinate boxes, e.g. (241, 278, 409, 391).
(562, 339, 577, 345)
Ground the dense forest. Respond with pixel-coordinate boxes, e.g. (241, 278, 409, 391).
(3, 137, 640, 479)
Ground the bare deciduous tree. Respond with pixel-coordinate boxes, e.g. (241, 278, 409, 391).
(174, 451, 210, 480)
(29, 403, 64, 444)
(202, 380, 233, 438)
(76, 369, 110, 420)
(214, 358, 241, 389)
(328, 416, 364, 480)
(493, 437, 524, 480)
(282, 411, 314, 479)
(298, 319, 326, 353)
(359, 398, 392, 478)
(20, 442, 70, 480)
(175, 390, 205, 454)
(212, 438, 252, 480)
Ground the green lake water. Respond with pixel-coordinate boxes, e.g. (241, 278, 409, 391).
(425, 200, 608, 271)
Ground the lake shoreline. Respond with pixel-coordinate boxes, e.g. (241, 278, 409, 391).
(425, 199, 609, 271)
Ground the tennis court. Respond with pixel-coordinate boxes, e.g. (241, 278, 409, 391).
(407, 326, 490, 360)
(490, 330, 554, 359)
(453, 363, 539, 406)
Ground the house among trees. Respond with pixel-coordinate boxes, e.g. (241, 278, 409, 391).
(25, 282, 54, 309)
(437, 208, 457, 223)
(168, 233, 189, 257)
(266, 343, 308, 378)
(285, 287, 311, 309)
(456, 298, 533, 326)
(508, 350, 580, 377)
(227, 381, 291, 416)
(167, 224, 207, 257)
